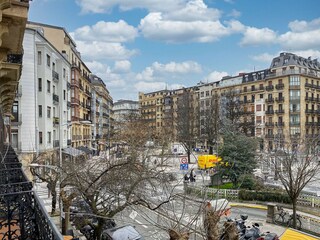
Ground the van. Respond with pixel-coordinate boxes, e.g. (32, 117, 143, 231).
(207, 198, 231, 217)
(198, 155, 222, 169)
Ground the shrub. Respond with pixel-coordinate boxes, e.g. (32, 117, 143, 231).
(239, 189, 292, 204)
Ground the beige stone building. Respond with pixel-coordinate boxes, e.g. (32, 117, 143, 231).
(139, 53, 320, 151)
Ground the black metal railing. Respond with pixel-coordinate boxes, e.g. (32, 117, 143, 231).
(53, 94, 59, 104)
(52, 70, 59, 82)
(7, 54, 23, 64)
(0, 145, 63, 240)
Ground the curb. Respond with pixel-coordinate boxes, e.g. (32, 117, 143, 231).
(230, 203, 267, 210)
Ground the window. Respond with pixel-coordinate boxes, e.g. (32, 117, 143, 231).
(289, 76, 300, 86)
(47, 106, 51, 118)
(256, 116, 262, 124)
(290, 115, 300, 124)
(260, 94, 263, 99)
(37, 51, 42, 65)
(52, 62, 55, 71)
(63, 68, 66, 78)
(200, 92, 204, 97)
(47, 80, 51, 93)
(64, 90, 66, 100)
(38, 78, 42, 92)
(39, 132, 43, 144)
(290, 103, 300, 112)
(251, 85, 255, 91)
(244, 86, 247, 92)
(39, 105, 42, 117)
(47, 132, 51, 144)
(290, 127, 300, 135)
(205, 91, 209, 97)
(256, 105, 261, 111)
(289, 90, 300, 100)
(46, 54, 50, 67)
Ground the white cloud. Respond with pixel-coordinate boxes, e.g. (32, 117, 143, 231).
(136, 61, 202, 81)
(204, 71, 229, 82)
(75, 41, 138, 61)
(73, 20, 138, 42)
(228, 9, 241, 18)
(134, 81, 167, 92)
(163, 0, 221, 22)
(279, 29, 320, 51)
(139, 12, 231, 43)
(251, 53, 275, 62)
(240, 26, 277, 46)
(76, 0, 185, 14)
(113, 60, 131, 73)
(290, 50, 320, 60)
(288, 18, 320, 32)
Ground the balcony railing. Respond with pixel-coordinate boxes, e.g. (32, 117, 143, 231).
(265, 110, 274, 114)
(67, 139, 72, 146)
(275, 97, 284, 102)
(67, 82, 71, 89)
(67, 101, 71, 109)
(53, 117, 59, 126)
(265, 98, 274, 103)
(275, 109, 284, 114)
(53, 94, 59, 105)
(275, 83, 284, 90)
(265, 85, 274, 91)
(7, 54, 23, 64)
(52, 70, 59, 82)
(0, 145, 63, 240)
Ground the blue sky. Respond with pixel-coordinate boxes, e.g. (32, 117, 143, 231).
(29, 0, 320, 101)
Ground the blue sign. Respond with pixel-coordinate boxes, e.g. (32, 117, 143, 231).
(180, 163, 188, 170)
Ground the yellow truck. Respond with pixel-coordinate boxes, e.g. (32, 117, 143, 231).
(198, 155, 222, 169)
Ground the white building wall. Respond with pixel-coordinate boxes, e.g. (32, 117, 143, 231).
(20, 29, 37, 153)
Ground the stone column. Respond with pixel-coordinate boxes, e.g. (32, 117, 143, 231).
(267, 203, 277, 223)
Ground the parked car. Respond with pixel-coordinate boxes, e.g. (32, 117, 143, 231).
(101, 225, 143, 240)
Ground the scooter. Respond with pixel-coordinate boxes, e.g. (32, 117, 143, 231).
(239, 223, 261, 240)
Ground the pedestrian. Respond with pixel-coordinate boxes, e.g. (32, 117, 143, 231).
(189, 169, 196, 182)
(184, 173, 189, 183)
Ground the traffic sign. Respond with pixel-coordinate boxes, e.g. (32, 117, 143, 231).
(180, 157, 188, 164)
(180, 163, 188, 170)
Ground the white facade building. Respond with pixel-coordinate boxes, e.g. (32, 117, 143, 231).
(11, 28, 71, 158)
(113, 99, 139, 122)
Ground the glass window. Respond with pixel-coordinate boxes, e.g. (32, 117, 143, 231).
(290, 103, 300, 112)
(38, 78, 42, 92)
(39, 105, 42, 117)
(289, 90, 300, 100)
(46, 54, 50, 67)
(47, 80, 51, 93)
(37, 51, 42, 65)
(47, 106, 51, 118)
(47, 132, 51, 143)
(39, 132, 43, 144)
(290, 127, 300, 135)
(290, 115, 300, 124)
(289, 76, 300, 86)
(256, 104, 261, 111)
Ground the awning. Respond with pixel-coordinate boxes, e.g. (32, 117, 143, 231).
(62, 147, 85, 157)
(77, 146, 93, 154)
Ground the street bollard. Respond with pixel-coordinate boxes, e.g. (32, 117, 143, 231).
(267, 203, 277, 223)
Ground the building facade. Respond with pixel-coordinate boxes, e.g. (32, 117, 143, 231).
(11, 27, 71, 164)
(113, 99, 139, 122)
(139, 52, 320, 151)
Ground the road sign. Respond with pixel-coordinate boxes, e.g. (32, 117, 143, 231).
(180, 163, 188, 170)
(180, 157, 188, 164)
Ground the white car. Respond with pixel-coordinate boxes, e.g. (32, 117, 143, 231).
(101, 225, 143, 240)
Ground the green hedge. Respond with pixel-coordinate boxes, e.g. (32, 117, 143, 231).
(239, 189, 292, 204)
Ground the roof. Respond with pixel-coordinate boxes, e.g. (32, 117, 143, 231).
(77, 146, 93, 154)
(62, 147, 85, 157)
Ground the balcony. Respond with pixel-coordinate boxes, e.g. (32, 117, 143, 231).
(305, 109, 316, 114)
(53, 140, 59, 148)
(86, 104, 91, 110)
(265, 110, 274, 114)
(290, 122, 300, 126)
(53, 117, 59, 126)
(71, 97, 80, 105)
(275, 83, 284, 90)
(53, 94, 59, 105)
(11, 114, 22, 126)
(7, 54, 23, 64)
(67, 82, 71, 89)
(52, 70, 59, 82)
(85, 89, 91, 97)
(275, 97, 284, 102)
(67, 139, 72, 146)
(71, 78, 79, 87)
(67, 101, 71, 109)
(0, 145, 63, 239)
(305, 122, 317, 127)
(79, 84, 84, 91)
(305, 97, 317, 102)
(265, 134, 274, 138)
(275, 109, 285, 114)
(275, 122, 285, 127)
(265, 85, 274, 91)
(265, 98, 274, 103)
(265, 122, 274, 127)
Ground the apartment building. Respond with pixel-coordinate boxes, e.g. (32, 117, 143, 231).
(91, 75, 113, 151)
(27, 22, 95, 149)
(113, 99, 139, 122)
(139, 52, 320, 151)
(11, 27, 71, 164)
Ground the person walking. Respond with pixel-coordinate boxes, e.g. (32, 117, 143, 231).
(189, 169, 196, 182)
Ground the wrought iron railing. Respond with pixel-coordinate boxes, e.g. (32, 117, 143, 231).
(0, 145, 63, 240)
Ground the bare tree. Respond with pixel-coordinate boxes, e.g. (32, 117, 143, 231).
(30, 151, 60, 215)
(176, 89, 199, 163)
(272, 136, 320, 228)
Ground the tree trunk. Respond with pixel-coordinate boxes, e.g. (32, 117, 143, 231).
(51, 187, 57, 215)
(62, 203, 70, 235)
(95, 218, 105, 240)
(292, 199, 297, 229)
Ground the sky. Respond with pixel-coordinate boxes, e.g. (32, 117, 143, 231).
(28, 0, 320, 102)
